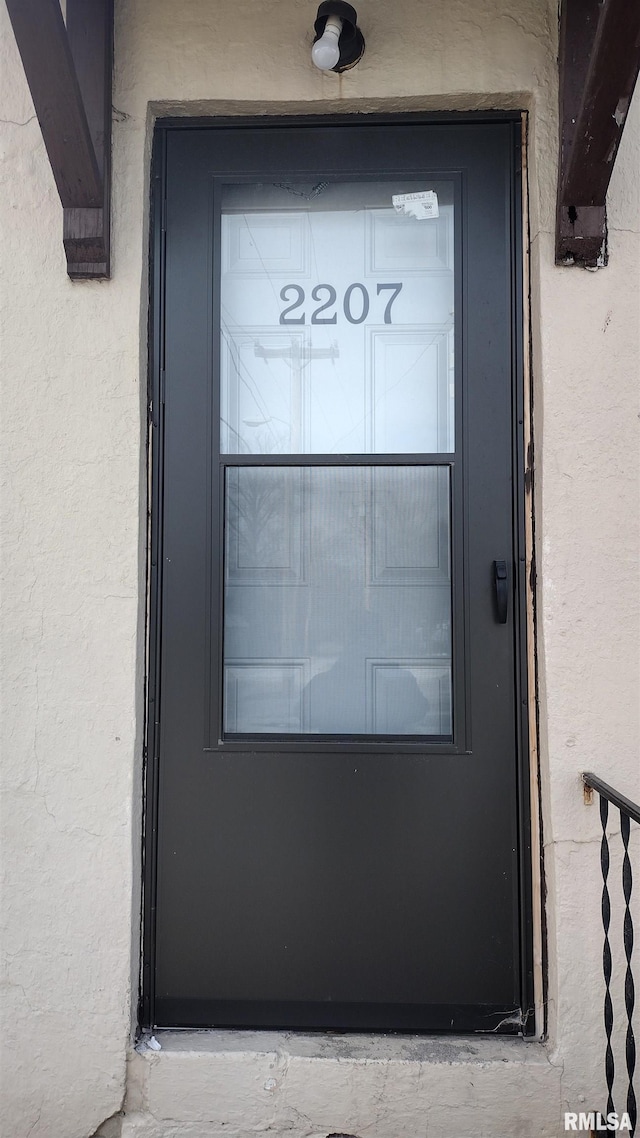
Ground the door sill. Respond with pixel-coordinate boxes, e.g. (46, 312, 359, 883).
(125, 1030, 559, 1137)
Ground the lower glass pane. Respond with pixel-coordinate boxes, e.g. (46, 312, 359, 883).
(223, 466, 452, 737)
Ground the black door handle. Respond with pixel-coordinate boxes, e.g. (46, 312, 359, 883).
(494, 560, 508, 624)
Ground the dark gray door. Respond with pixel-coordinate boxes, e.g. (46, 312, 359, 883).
(144, 118, 533, 1032)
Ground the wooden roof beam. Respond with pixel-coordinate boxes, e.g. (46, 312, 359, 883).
(5, 0, 113, 278)
(556, 0, 640, 267)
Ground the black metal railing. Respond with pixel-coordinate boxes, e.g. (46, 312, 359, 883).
(583, 772, 640, 1136)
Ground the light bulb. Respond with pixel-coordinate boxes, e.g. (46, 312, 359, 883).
(312, 15, 342, 71)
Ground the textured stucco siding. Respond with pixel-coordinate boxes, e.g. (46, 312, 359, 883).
(1, 0, 638, 1135)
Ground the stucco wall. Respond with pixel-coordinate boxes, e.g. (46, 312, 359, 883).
(0, 0, 638, 1135)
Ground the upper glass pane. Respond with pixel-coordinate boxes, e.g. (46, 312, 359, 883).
(220, 181, 455, 454)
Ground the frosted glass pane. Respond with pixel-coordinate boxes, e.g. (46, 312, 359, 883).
(223, 466, 452, 736)
(220, 181, 455, 455)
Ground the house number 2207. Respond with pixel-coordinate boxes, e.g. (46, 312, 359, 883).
(279, 283, 403, 325)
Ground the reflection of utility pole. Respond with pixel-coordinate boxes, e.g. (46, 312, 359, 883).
(254, 338, 339, 450)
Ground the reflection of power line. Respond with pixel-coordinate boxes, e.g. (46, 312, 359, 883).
(253, 338, 339, 451)
(253, 339, 339, 366)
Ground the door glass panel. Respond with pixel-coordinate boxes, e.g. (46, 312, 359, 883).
(220, 181, 455, 455)
(223, 465, 452, 736)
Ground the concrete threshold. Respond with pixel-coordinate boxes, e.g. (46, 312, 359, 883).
(122, 1029, 562, 1138)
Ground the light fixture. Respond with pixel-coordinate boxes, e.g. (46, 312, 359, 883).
(312, 1, 365, 73)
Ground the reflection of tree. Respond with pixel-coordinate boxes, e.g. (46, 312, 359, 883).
(226, 468, 296, 569)
(227, 467, 364, 586)
(221, 417, 290, 457)
(225, 469, 307, 668)
(308, 468, 366, 587)
(224, 468, 451, 685)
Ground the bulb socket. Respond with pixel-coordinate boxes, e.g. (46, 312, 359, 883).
(313, 1, 365, 72)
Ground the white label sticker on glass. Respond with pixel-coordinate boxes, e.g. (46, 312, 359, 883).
(392, 190, 439, 220)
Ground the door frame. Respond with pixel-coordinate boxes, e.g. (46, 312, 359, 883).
(140, 111, 535, 1034)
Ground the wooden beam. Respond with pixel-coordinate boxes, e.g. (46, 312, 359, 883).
(556, 0, 640, 266)
(5, 0, 102, 208)
(5, 0, 113, 278)
(64, 0, 113, 278)
(562, 0, 640, 206)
